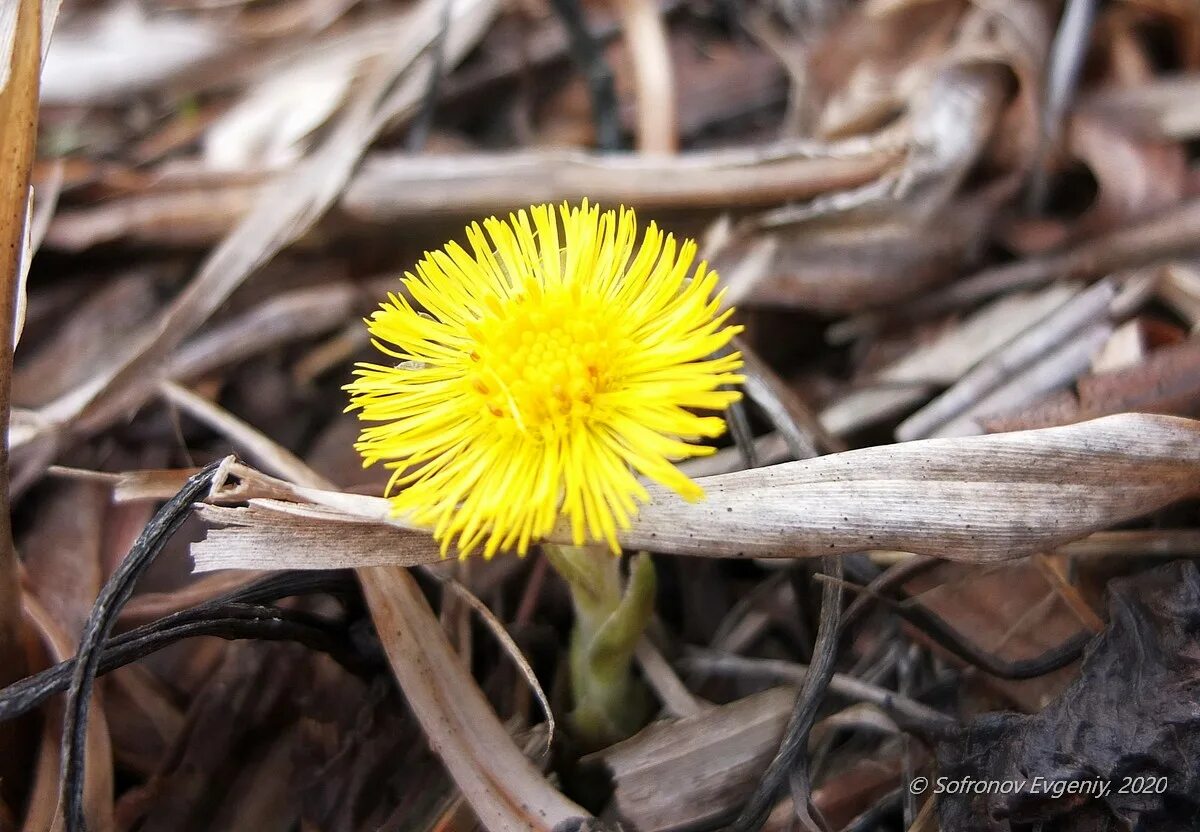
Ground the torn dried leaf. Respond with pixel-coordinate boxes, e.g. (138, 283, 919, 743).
(191, 414, 1200, 569)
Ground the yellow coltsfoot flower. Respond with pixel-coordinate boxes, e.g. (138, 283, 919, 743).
(346, 201, 744, 558)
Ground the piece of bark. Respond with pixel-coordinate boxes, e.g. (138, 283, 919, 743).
(588, 687, 794, 831)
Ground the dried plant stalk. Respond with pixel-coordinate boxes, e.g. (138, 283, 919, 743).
(0, 0, 40, 805)
(616, 0, 677, 152)
(358, 566, 593, 831)
(195, 501, 443, 571)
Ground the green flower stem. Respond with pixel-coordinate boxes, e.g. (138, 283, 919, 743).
(543, 543, 656, 750)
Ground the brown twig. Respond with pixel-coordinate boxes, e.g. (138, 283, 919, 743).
(729, 559, 844, 832)
(614, 0, 677, 152)
(739, 338, 847, 456)
(341, 142, 900, 219)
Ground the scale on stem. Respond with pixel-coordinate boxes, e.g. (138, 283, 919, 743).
(546, 544, 657, 749)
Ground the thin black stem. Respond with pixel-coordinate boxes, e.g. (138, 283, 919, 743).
(729, 557, 844, 832)
(408, 0, 454, 151)
(0, 608, 371, 723)
(820, 573, 1091, 680)
(840, 788, 902, 832)
(0, 571, 364, 723)
(839, 556, 938, 637)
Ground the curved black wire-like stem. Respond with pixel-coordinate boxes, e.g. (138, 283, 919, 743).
(841, 788, 903, 832)
(839, 556, 939, 636)
(729, 556, 845, 832)
(0, 571, 366, 723)
(900, 597, 1090, 680)
(719, 551, 1090, 832)
(826, 570, 1091, 680)
(407, 0, 454, 151)
(59, 461, 225, 831)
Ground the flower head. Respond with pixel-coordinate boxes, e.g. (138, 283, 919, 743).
(346, 201, 743, 557)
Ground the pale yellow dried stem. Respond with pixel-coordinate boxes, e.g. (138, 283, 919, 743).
(0, 0, 41, 808)
(614, 0, 676, 152)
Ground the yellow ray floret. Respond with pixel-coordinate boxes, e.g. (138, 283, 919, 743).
(345, 201, 744, 558)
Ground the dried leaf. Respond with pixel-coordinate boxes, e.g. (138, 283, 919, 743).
(935, 561, 1200, 831)
(39, 3, 225, 104)
(358, 566, 593, 831)
(982, 338, 1200, 432)
(618, 413, 1200, 561)
(194, 500, 441, 572)
(191, 414, 1200, 570)
(821, 282, 1080, 435)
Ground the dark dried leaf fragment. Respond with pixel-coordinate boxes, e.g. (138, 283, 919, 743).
(936, 561, 1200, 831)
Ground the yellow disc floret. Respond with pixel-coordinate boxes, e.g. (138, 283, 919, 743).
(468, 287, 617, 429)
(346, 201, 744, 558)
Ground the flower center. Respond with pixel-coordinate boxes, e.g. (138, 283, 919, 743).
(468, 285, 621, 431)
